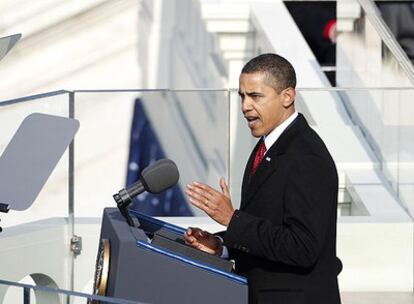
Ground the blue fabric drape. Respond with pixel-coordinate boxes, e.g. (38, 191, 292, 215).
(126, 98, 193, 216)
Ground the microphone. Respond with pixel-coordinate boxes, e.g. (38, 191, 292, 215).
(113, 159, 179, 208)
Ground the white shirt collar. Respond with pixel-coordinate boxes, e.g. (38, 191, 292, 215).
(263, 112, 298, 150)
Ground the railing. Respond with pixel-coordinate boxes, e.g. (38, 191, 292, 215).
(0, 279, 145, 304)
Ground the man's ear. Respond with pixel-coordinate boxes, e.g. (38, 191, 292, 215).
(282, 87, 296, 108)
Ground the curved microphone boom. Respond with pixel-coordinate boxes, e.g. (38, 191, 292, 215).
(113, 158, 180, 209)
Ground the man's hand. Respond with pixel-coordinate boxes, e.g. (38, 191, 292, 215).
(184, 227, 223, 256)
(186, 178, 235, 226)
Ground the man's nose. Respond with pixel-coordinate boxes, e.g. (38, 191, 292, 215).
(241, 97, 253, 113)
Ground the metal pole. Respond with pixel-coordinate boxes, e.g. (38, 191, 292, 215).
(68, 91, 75, 304)
(23, 287, 30, 304)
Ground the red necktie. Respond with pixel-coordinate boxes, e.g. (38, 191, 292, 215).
(251, 140, 266, 176)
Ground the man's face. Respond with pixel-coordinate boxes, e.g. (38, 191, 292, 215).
(239, 72, 295, 138)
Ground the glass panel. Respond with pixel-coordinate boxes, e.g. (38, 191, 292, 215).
(72, 89, 230, 294)
(397, 88, 414, 216)
(0, 92, 71, 227)
(72, 89, 230, 217)
(334, 89, 414, 217)
(72, 91, 138, 219)
(0, 92, 74, 297)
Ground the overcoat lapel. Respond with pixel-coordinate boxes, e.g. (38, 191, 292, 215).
(240, 114, 307, 209)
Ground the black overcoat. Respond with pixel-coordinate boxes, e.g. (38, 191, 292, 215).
(223, 113, 342, 304)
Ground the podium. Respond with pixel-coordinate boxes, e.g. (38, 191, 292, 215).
(95, 208, 248, 303)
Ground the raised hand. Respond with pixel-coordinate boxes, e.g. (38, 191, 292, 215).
(186, 178, 235, 226)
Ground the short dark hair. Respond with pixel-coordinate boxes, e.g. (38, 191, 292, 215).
(241, 53, 296, 92)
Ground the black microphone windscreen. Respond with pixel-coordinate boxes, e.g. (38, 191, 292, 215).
(140, 159, 179, 193)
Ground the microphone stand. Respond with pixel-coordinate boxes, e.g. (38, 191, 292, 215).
(113, 191, 140, 228)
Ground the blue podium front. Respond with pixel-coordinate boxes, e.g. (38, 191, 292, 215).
(95, 208, 248, 304)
